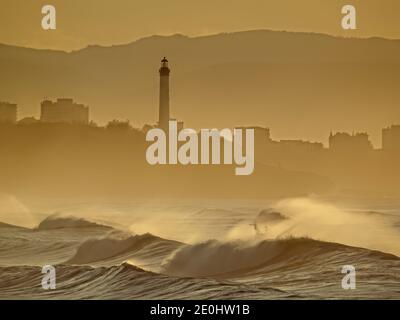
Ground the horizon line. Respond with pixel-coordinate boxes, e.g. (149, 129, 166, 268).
(1, 28, 400, 54)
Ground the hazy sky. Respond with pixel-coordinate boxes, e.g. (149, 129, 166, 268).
(1, 0, 400, 51)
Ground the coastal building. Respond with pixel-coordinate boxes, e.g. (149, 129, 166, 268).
(40, 98, 89, 124)
(0, 101, 17, 123)
(382, 125, 400, 152)
(329, 132, 373, 152)
(158, 57, 170, 132)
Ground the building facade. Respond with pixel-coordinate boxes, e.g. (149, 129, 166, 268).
(40, 98, 89, 124)
(0, 101, 17, 123)
(382, 125, 400, 152)
(329, 132, 373, 152)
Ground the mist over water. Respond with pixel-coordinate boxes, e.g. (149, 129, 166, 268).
(226, 198, 400, 256)
(273, 198, 400, 255)
(160, 198, 400, 279)
(0, 193, 35, 228)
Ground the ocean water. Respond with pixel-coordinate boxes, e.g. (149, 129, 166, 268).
(0, 195, 399, 299)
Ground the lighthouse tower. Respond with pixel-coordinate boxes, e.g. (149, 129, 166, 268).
(159, 57, 170, 131)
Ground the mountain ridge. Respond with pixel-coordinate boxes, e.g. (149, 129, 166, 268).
(2, 29, 400, 53)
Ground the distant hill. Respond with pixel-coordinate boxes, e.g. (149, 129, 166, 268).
(1, 30, 400, 146)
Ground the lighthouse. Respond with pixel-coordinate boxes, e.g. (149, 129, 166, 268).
(159, 57, 170, 132)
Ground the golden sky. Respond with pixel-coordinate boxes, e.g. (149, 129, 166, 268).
(1, 0, 400, 51)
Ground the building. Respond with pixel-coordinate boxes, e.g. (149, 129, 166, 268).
(0, 101, 17, 123)
(234, 126, 271, 150)
(158, 57, 170, 132)
(382, 125, 400, 152)
(235, 126, 271, 142)
(329, 132, 373, 152)
(40, 98, 89, 124)
(279, 139, 324, 152)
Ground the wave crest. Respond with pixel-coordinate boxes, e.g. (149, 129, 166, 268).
(37, 215, 112, 230)
(163, 237, 399, 278)
(66, 233, 180, 265)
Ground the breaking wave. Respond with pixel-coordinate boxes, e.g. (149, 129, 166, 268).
(163, 237, 399, 278)
(1, 197, 400, 299)
(66, 233, 181, 265)
(36, 214, 112, 230)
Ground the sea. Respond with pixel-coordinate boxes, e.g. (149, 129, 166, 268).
(0, 194, 399, 299)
